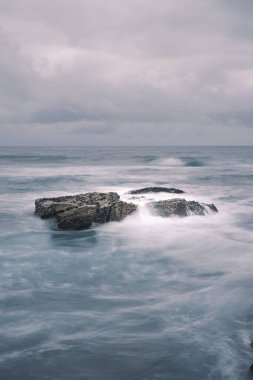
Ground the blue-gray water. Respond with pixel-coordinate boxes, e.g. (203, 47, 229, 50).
(0, 146, 253, 380)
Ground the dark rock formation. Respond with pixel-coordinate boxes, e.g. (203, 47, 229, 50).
(35, 192, 137, 230)
(35, 200, 79, 219)
(147, 198, 218, 217)
(110, 201, 137, 222)
(35, 192, 120, 218)
(128, 187, 184, 195)
(35, 191, 218, 230)
(56, 205, 96, 230)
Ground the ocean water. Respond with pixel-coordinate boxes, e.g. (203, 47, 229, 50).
(0, 146, 253, 380)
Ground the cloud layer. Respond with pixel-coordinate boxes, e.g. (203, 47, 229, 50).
(0, 0, 253, 145)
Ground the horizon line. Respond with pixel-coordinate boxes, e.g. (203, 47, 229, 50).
(0, 145, 253, 148)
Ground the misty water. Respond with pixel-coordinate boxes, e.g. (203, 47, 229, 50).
(0, 146, 253, 380)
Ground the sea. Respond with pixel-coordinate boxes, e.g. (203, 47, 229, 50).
(0, 146, 253, 380)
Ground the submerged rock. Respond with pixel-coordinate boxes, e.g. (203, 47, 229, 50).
(128, 186, 184, 195)
(35, 192, 137, 230)
(147, 198, 218, 217)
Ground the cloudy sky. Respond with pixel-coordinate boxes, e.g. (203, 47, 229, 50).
(0, 0, 253, 145)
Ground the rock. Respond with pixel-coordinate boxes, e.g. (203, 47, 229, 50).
(110, 201, 137, 221)
(94, 202, 112, 224)
(77, 192, 120, 206)
(208, 204, 218, 212)
(35, 191, 217, 230)
(147, 198, 218, 217)
(35, 200, 79, 218)
(250, 363, 253, 372)
(35, 192, 120, 218)
(128, 187, 184, 195)
(35, 192, 137, 230)
(56, 205, 96, 230)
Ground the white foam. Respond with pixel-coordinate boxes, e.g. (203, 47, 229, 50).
(156, 157, 183, 166)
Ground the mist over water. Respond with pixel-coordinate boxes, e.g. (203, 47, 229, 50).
(0, 146, 253, 380)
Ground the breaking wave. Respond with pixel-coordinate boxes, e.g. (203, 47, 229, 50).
(156, 156, 208, 167)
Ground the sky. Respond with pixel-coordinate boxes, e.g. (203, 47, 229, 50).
(0, 0, 253, 146)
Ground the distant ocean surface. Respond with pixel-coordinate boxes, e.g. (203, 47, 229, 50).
(1, 146, 253, 380)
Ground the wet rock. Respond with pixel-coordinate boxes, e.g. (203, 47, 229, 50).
(56, 205, 96, 230)
(128, 186, 184, 195)
(208, 204, 218, 213)
(110, 201, 137, 221)
(77, 192, 120, 206)
(94, 202, 112, 224)
(35, 192, 217, 230)
(35, 200, 79, 218)
(35, 192, 137, 230)
(147, 198, 218, 217)
(35, 192, 120, 218)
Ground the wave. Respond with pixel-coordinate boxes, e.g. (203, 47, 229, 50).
(181, 157, 207, 167)
(156, 157, 183, 166)
(156, 156, 208, 167)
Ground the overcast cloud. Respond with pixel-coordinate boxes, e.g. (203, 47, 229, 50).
(0, 0, 253, 145)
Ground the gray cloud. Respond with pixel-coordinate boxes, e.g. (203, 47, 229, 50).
(0, 0, 253, 145)
(211, 110, 253, 128)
